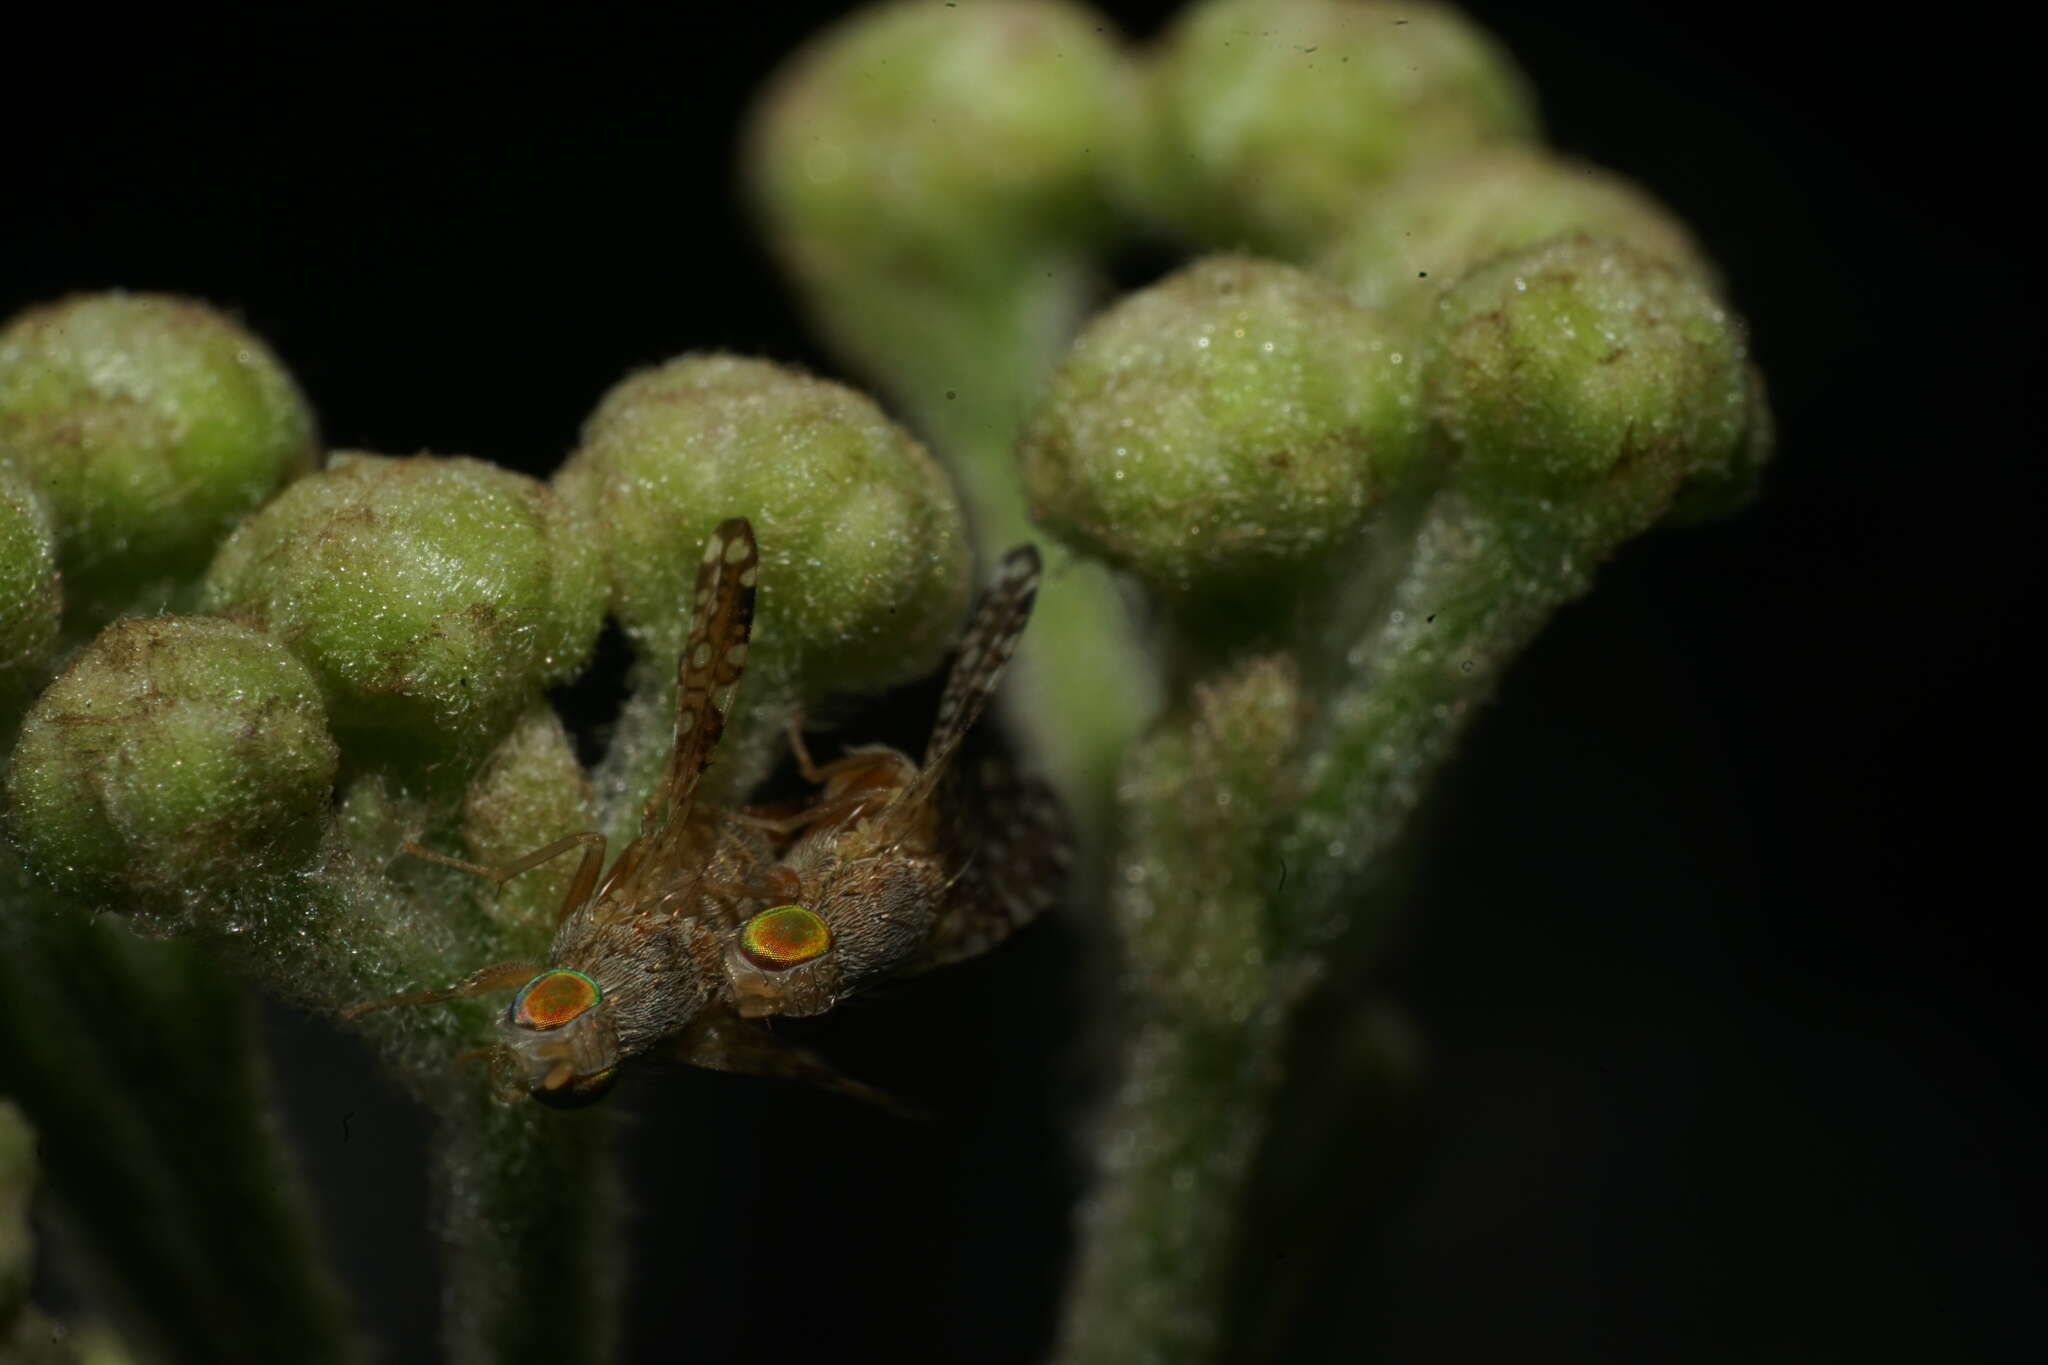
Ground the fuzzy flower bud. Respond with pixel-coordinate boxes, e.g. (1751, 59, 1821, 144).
(460, 706, 597, 948)
(750, 0, 1121, 293)
(1427, 235, 1762, 530)
(1021, 257, 1424, 614)
(1120, 0, 1538, 257)
(0, 293, 315, 619)
(0, 465, 59, 687)
(1317, 150, 1713, 322)
(5, 616, 337, 910)
(556, 354, 970, 699)
(201, 454, 604, 766)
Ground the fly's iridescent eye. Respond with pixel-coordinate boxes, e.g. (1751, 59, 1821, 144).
(739, 905, 831, 970)
(512, 969, 600, 1030)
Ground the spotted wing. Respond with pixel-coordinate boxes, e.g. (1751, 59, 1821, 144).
(908, 755, 1071, 971)
(641, 517, 758, 852)
(897, 545, 1041, 812)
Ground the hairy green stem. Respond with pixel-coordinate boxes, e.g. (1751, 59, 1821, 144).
(434, 1096, 621, 1365)
(889, 260, 1159, 834)
(1284, 492, 1625, 920)
(0, 886, 361, 1363)
(1056, 1008, 1291, 1365)
(1058, 485, 1649, 1363)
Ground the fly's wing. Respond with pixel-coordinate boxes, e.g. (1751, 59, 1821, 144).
(896, 545, 1041, 813)
(906, 754, 1071, 971)
(639, 517, 759, 864)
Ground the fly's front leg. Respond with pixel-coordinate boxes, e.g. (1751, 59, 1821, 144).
(786, 711, 915, 794)
(786, 709, 826, 784)
(341, 959, 539, 1020)
(401, 832, 608, 930)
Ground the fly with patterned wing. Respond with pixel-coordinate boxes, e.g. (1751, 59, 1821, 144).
(721, 546, 1073, 1021)
(344, 518, 899, 1111)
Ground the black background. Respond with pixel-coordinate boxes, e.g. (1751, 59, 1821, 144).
(5, 3, 2038, 1361)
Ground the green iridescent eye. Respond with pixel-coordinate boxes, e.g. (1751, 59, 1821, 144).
(512, 969, 600, 1030)
(739, 905, 831, 970)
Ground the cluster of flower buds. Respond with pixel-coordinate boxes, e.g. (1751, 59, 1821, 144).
(0, 1, 1775, 1359)
(0, 292, 979, 1023)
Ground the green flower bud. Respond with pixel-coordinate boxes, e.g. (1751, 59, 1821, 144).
(1666, 362, 1773, 525)
(0, 293, 315, 619)
(1427, 235, 1760, 529)
(556, 354, 970, 699)
(202, 454, 604, 767)
(1317, 150, 1714, 322)
(747, 0, 1125, 414)
(1020, 257, 1424, 614)
(1120, 0, 1539, 257)
(750, 0, 1121, 289)
(0, 464, 59, 687)
(5, 616, 338, 909)
(460, 706, 596, 947)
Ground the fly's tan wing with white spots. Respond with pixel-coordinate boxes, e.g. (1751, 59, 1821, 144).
(639, 517, 758, 864)
(914, 754, 1072, 970)
(906, 545, 1070, 969)
(897, 545, 1041, 813)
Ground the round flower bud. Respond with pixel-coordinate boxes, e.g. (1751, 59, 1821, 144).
(0, 464, 59, 686)
(5, 616, 338, 908)
(1120, 0, 1538, 257)
(201, 454, 604, 765)
(750, 0, 1121, 289)
(1020, 257, 1424, 609)
(0, 293, 316, 618)
(1427, 235, 1759, 528)
(1317, 151, 1714, 322)
(461, 706, 596, 947)
(1666, 362, 1773, 525)
(556, 354, 970, 699)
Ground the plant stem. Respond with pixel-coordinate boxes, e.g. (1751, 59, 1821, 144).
(891, 259, 1159, 835)
(0, 889, 361, 1363)
(1056, 487, 1639, 1363)
(434, 1094, 621, 1365)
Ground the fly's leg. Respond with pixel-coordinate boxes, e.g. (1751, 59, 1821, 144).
(786, 709, 826, 784)
(741, 725, 921, 839)
(401, 832, 607, 930)
(670, 1012, 926, 1120)
(345, 834, 610, 1018)
(700, 866, 803, 904)
(341, 959, 540, 1020)
(731, 794, 875, 839)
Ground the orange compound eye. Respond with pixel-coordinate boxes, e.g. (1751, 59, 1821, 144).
(512, 969, 601, 1030)
(739, 905, 831, 970)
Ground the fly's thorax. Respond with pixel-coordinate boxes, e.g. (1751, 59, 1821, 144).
(815, 847, 945, 981)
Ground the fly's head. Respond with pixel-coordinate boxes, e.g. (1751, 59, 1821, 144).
(724, 895, 839, 1018)
(723, 544, 1047, 1021)
(500, 967, 623, 1107)
(724, 839, 940, 1018)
